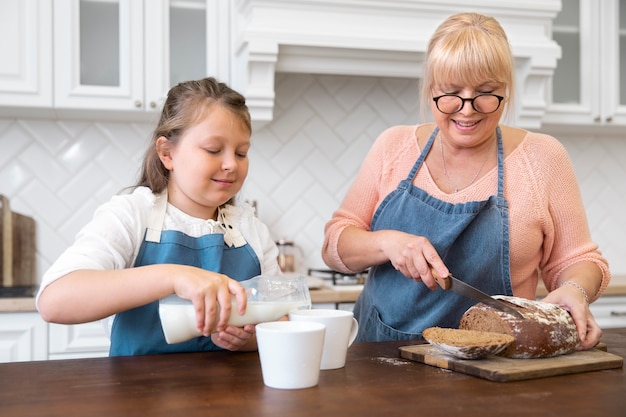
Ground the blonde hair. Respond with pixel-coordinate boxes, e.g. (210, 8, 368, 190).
(420, 13, 515, 120)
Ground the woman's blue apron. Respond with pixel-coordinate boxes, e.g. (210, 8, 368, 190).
(353, 126, 512, 342)
(109, 192, 261, 356)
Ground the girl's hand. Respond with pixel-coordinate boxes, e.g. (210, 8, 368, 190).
(171, 266, 247, 337)
(211, 324, 256, 351)
(383, 231, 448, 290)
(542, 285, 602, 350)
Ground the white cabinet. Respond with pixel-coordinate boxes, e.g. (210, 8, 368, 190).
(590, 296, 626, 329)
(48, 321, 110, 360)
(53, 0, 230, 115)
(53, 0, 146, 111)
(0, 312, 48, 363)
(545, 0, 626, 126)
(0, 0, 53, 109)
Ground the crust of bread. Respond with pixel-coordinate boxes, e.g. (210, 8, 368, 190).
(459, 296, 579, 358)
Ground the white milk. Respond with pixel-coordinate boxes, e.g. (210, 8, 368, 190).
(159, 297, 308, 344)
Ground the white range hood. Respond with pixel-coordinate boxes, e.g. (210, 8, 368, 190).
(231, 0, 562, 128)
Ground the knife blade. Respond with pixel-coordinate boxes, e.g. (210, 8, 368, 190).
(431, 270, 524, 319)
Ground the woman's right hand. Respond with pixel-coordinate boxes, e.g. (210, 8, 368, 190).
(336, 227, 448, 290)
(382, 231, 449, 290)
(170, 266, 247, 337)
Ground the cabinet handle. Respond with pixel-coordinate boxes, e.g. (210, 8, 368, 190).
(134, 100, 142, 108)
(150, 101, 157, 109)
(606, 116, 613, 123)
(594, 116, 601, 122)
(610, 311, 626, 317)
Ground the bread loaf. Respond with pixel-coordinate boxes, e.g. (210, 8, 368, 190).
(459, 296, 579, 359)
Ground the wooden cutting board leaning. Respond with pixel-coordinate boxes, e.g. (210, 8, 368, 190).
(399, 343, 624, 382)
(0, 195, 36, 288)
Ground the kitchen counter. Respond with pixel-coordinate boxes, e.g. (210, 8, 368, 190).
(0, 328, 624, 417)
(309, 284, 363, 304)
(0, 296, 36, 312)
(2, 274, 625, 313)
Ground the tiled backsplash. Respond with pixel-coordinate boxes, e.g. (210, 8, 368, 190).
(1, 73, 625, 285)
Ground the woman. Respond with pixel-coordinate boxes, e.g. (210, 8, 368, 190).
(37, 78, 282, 356)
(322, 13, 610, 350)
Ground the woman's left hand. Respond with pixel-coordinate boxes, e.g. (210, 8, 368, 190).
(211, 324, 256, 351)
(542, 286, 602, 351)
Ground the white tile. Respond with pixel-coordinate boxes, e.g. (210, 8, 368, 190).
(3, 73, 626, 284)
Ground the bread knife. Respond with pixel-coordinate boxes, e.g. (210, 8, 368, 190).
(431, 269, 524, 319)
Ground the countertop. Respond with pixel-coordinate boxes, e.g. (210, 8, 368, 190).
(2, 275, 624, 313)
(0, 328, 624, 417)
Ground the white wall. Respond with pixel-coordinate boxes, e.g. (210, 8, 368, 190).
(1, 73, 624, 285)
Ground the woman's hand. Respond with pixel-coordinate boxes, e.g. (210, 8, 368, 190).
(171, 266, 247, 337)
(542, 285, 602, 351)
(211, 324, 256, 351)
(382, 231, 449, 290)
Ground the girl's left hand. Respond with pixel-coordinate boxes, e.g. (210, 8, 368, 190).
(542, 286, 602, 351)
(211, 324, 256, 351)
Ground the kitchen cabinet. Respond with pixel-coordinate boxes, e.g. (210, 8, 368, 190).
(48, 321, 110, 360)
(544, 0, 626, 126)
(0, 0, 53, 109)
(54, 0, 230, 112)
(0, 312, 47, 363)
(589, 296, 626, 329)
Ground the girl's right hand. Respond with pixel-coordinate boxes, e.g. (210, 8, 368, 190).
(171, 266, 247, 337)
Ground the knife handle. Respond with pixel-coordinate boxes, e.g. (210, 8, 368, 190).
(430, 267, 451, 290)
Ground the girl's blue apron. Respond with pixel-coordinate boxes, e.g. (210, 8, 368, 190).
(109, 192, 261, 356)
(353, 126, 512, 342)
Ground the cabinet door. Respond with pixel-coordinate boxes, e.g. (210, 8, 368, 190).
(0, 313, 48, 363)
(48, 321, 110, 360)
(145, 0, 225, 112)
(54, 0, 145, 111)
(0, 0, 52, 108)
(546, 0, 626, 125)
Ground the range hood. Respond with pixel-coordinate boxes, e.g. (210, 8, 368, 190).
(231, 0, 562, 128)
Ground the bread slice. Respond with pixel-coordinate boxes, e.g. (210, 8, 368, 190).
(422, 327, 514, 359)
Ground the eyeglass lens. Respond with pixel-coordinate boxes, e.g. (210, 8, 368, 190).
(435, 95, 501, 114)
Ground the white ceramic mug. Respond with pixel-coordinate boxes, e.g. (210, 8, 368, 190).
(288, 309, 359, 370)
(256, 321, 326, 389)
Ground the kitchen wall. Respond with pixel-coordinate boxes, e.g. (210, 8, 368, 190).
(1, 73, 625, 285)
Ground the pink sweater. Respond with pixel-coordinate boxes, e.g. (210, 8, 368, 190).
(323, 125, 610, 301)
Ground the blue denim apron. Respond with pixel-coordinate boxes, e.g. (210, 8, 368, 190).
(109, 192, 261, 356)
(353, 126, 512, 342)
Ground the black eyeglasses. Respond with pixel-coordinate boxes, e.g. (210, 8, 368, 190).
(432, 94, 504, 114)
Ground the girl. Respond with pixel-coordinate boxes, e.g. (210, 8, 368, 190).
(37, 78, 281, 356)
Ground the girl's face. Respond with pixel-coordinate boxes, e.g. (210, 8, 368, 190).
(431, 81, 505, 149)
(159, 105, 250, 220)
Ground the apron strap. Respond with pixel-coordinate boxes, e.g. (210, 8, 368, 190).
(145, 190, 168, 243)
(408, 126, 505, 198)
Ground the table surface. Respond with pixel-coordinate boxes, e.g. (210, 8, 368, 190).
(1, 329, 624, 417)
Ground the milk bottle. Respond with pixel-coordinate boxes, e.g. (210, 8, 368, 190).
(159, 275, 311, 344)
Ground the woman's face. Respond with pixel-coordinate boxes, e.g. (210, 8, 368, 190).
(430, 81, 505, 149)
(159, 105, 250, 220)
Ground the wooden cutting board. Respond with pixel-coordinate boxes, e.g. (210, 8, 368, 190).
(1, 195, 36, 288)
(399, 343, 623, 382)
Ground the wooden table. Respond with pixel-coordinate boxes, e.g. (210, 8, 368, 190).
(1, 329, 625, 417)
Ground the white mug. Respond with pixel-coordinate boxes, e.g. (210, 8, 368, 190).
(289, 309, 358, 370)
(256, 321, 326, 389)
